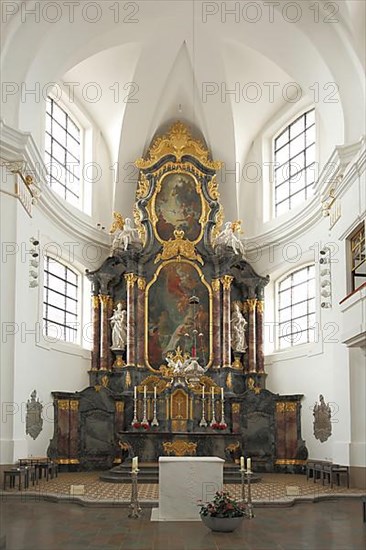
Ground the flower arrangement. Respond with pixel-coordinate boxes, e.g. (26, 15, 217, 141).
(199, 491, 245, 518)
(210, 422, 227, 430)
(132, 421, 150, 430)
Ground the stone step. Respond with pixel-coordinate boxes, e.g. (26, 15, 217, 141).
(100, 463, 261, 484)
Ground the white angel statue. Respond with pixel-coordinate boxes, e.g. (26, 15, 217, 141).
(214, 220, 245, 257)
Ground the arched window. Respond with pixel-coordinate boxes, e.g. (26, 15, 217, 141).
(274, 109, 316, 216)
(45, 96, 81, 207)
(277, 265, 316, 349)
(43, 256, 79, 343)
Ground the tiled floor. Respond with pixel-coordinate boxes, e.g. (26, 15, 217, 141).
(1, 499, 365, 549)
(2, 472, 363, 505)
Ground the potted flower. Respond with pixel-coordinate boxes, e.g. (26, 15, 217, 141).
(198, 491, 245, 532)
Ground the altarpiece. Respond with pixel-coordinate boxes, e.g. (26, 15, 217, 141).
(48, 122, 307, 472)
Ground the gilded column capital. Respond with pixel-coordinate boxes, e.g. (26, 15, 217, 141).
(245, 298, 257, 312)
(220, 275, 234, 290)
(92, 295, 100, 308)
(211, 278, 221, 292)
(137, 277, 146, 291)
(125, 273, 138, 288)
(99, 294, 112, 306)
(256, 300, 264, 314)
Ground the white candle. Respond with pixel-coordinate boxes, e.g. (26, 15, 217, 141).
(132, 456, 138, 472)
(202, 385, 205, 399)
(221, 387, 224, 400)
(211, 387, 214, 399)
(134, 386, 137, 399)
(154, 386, 157, 399)
(144, 386, 147, 399)
(247, 457, 251, 471)
(240, 456, 244, 470)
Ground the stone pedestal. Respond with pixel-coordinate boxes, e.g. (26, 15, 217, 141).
(153, 456, 224, 521)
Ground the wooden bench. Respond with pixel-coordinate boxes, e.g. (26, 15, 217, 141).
(3, 468, 29, 490)
(306, 460, 349, 488)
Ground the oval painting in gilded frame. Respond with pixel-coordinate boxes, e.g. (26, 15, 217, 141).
(146, 260, 211, 370)
(153, 172, 203, 242)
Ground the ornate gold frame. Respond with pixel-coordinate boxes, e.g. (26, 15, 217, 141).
(144, 258, 213, 372)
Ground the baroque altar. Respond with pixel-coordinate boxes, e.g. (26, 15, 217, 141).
(48, 122, 307, 472)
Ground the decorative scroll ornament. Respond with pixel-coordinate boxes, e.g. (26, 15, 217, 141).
(212, 204, 224, 240)
(313, 394, 332, 442)
(155, 229, 203, 265)
(163, 440, 197, 456)
(135, 121, 223, 170)
(26, 390, 43, 440)
(136, 173, 150, 199)
(207, 175, 220, 200)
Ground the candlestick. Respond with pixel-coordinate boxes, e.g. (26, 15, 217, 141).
(210, 386, 216, 426)
(199, 385, 207, 427)
(128, 468, 142, 518)
(151, 388, 159, 427)
(240, 456, 245, 471)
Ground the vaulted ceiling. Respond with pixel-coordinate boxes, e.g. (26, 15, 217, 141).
(1, 0, 365, 221)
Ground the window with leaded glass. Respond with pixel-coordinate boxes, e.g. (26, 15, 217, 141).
(350, 225, 366, 291)
(274, 109, 316, 216)
(45, 97, 81, 207)
(43, 256, 78, 343)
(277, 265, 316, 349)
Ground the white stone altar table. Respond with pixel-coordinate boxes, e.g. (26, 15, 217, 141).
(151, 456, 224, 522)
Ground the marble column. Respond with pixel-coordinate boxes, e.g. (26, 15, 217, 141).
(125, 273, 138, 366)
(99, 294, 112, 371)
(256, 300, 265, 373)
(136, 277, 146, 368)
(221, 275, 233, 368)
(91, 294, 100, 371)
(246, 298, 257, 374)
(211, 278, 221, 368)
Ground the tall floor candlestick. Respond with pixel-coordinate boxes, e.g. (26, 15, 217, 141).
(245, 469, 255, 519)
(128, 469, 142, 518)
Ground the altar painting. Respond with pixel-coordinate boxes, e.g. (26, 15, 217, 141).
(154, 173, 202, 242)
(147, 261, 210, 369)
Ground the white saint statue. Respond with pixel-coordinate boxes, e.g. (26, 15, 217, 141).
(214, 221, 245, 257)
(110, 303, 127, 349)
(231, 302, 247, 353)
(111, 217, 141, 253)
